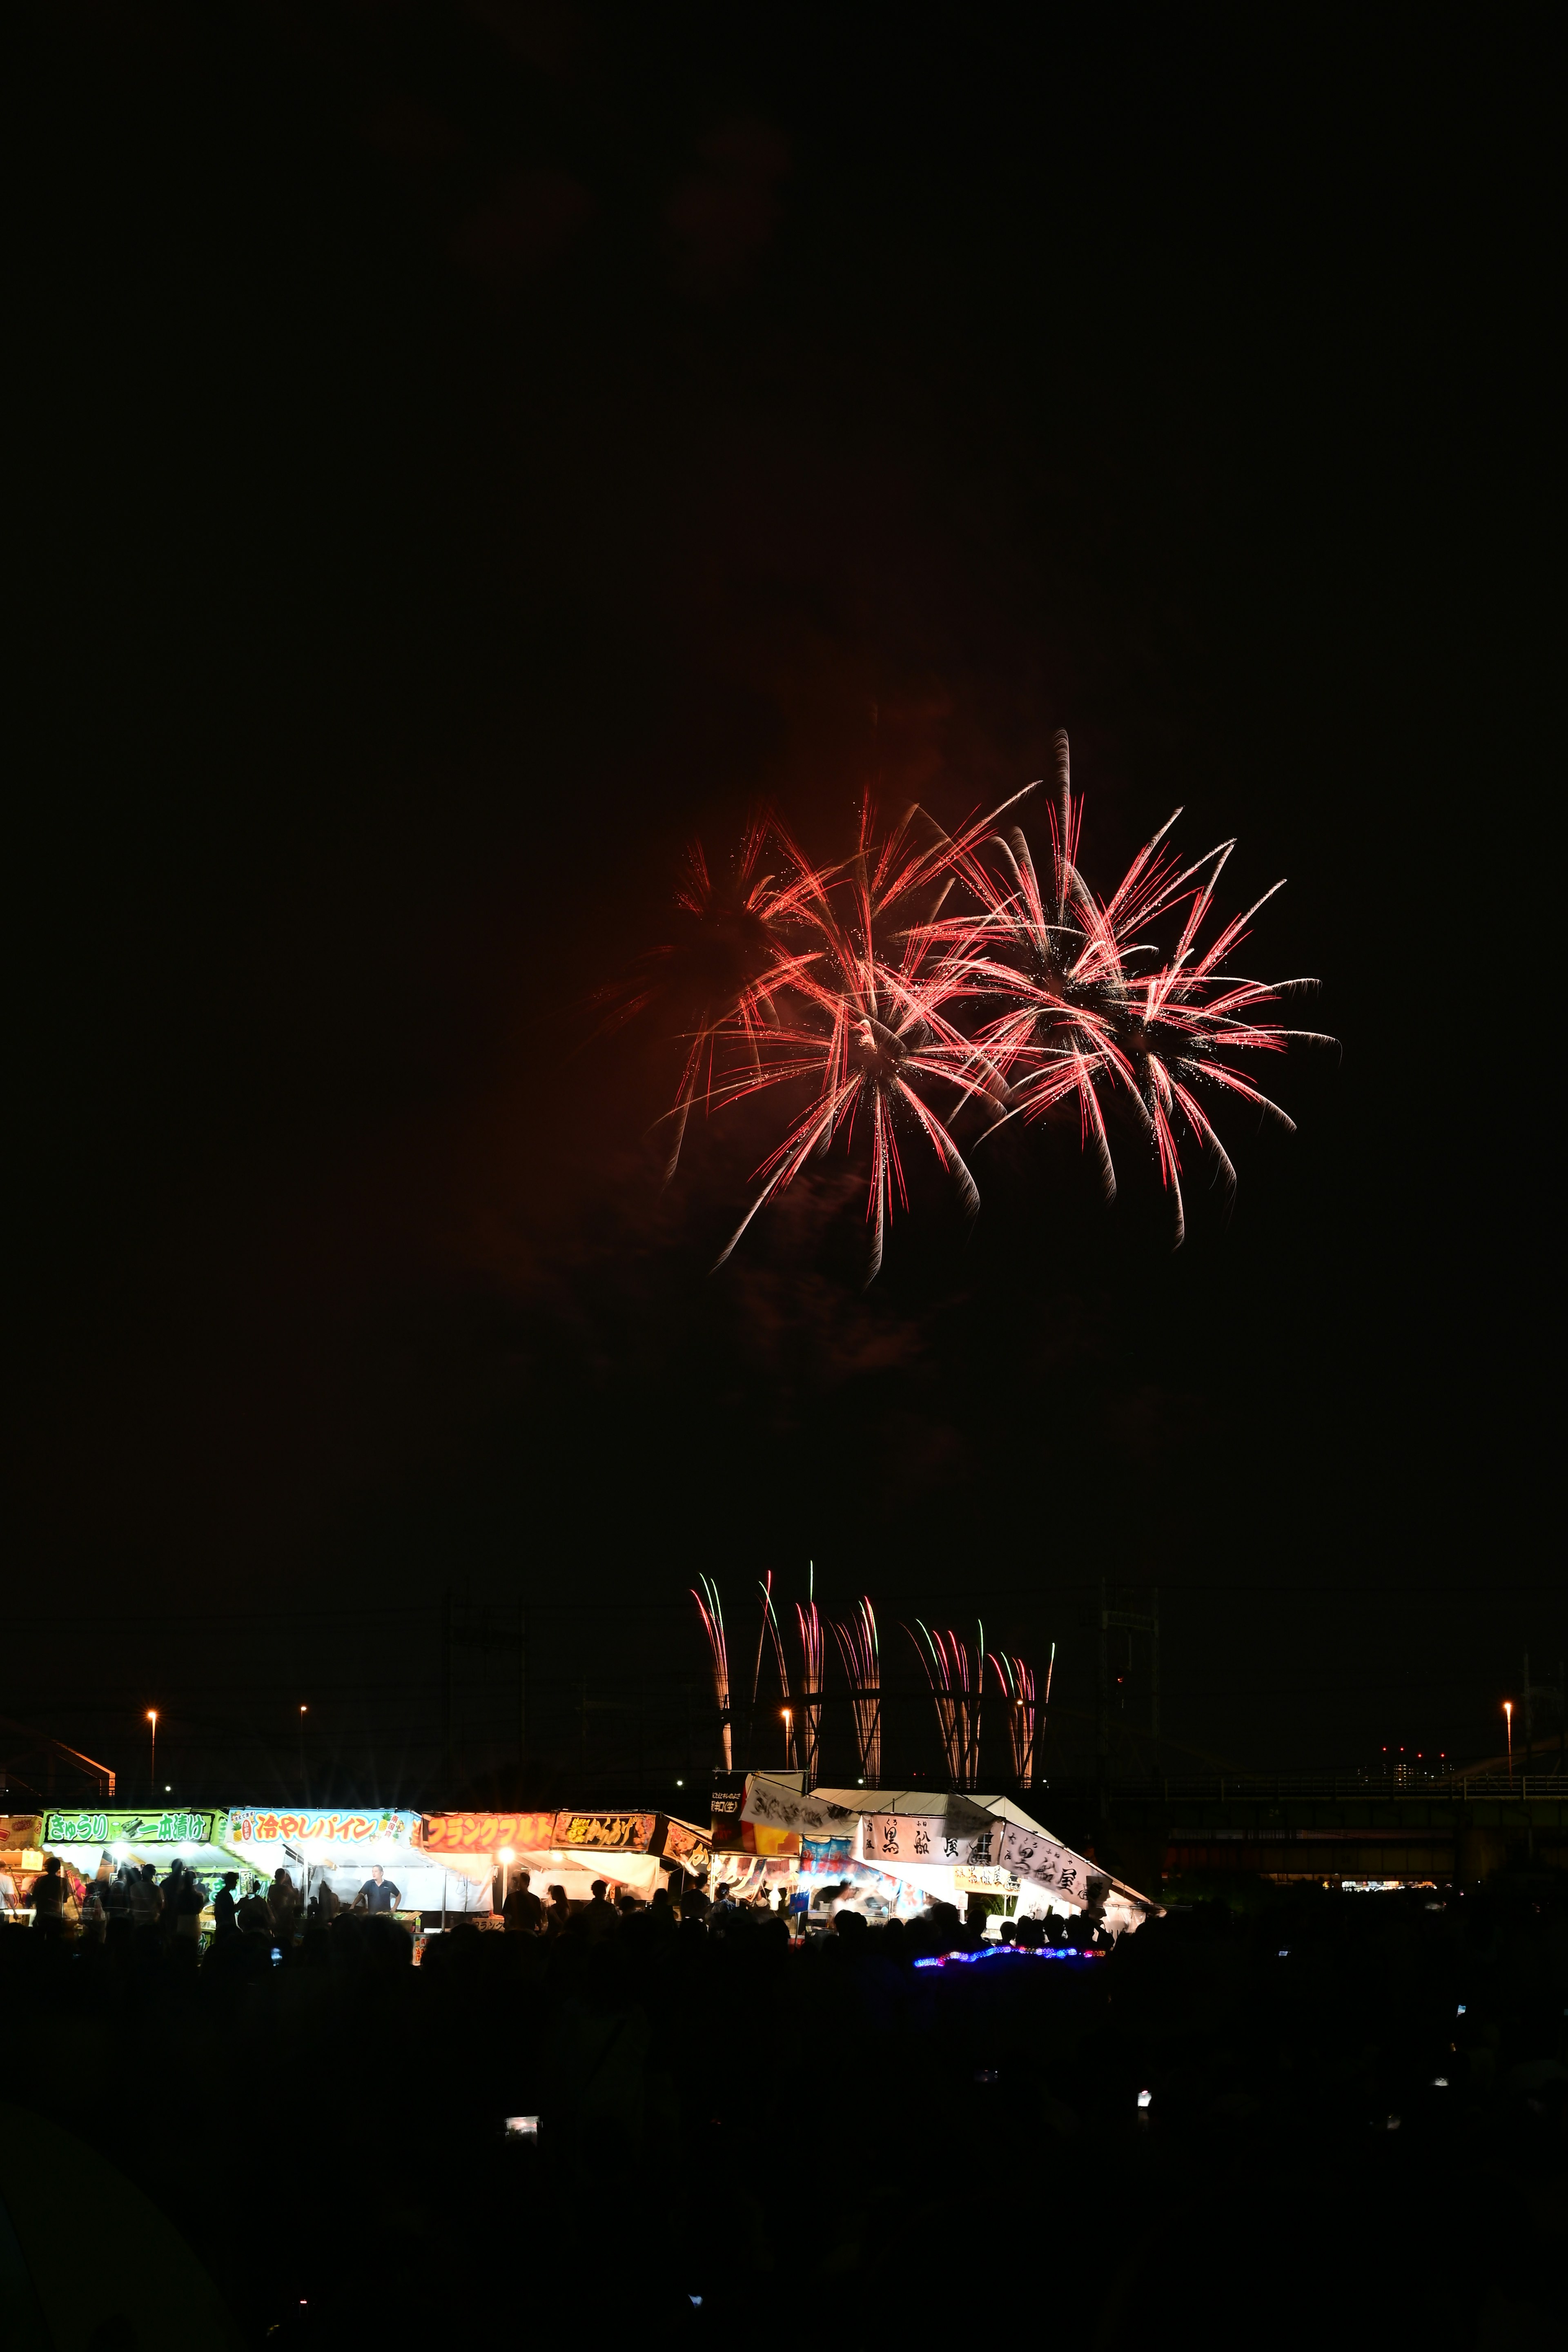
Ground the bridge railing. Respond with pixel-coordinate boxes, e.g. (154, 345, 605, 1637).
(1067, 1772, 1564, 1804)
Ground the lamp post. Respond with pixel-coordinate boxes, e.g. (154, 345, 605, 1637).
(298, 1705, 308, 1802)
(781, 1707, 793, 1771)
(1504, 1699, 1513, 1783)
(146, 1710, 158, 1800)
(497, 1844, 515, 1922)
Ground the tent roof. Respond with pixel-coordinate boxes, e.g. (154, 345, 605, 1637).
(808, 1787, 1055, 1838)
(806, 1785, 1160, 1916)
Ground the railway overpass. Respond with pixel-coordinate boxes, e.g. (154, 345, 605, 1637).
(1040, 1772, 1568, 1895)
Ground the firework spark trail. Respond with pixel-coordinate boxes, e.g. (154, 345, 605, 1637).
(988, 1650, 1038, 1787)
(907, 1620, 986, 1788)
(613, 735, 1328, 1270)
(906, 1619, 959, 1782)
(795, 1562, 825, 1787)
(691, 1576, 731, 1772)
(756, 1575, 790, 1710)
(751, 1570, 782, 1716)
(830, 1596, 882, 1784)
(702, 789, 1035, 1279)
(949, 728, 1333, 1245)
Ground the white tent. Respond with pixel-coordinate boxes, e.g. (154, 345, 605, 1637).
(742, 1777, 1161, 1935)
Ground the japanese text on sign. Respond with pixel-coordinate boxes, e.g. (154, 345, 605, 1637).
(740, 1778, 860, 1838)
(659, 1818, 711, 1869)
(420, 1813, 559, 1854)
(865, 1814, 1003, 1866)
(227, 1809, 419, 1847)
(45, 1810, 218, 1848)
(997, 1823, 1091, 1901)
(553, 1812, 658, 1853)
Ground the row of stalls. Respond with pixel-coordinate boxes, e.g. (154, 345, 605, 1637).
(708, 1775, 1160, 1936)
(0, 1806, 715, 1936)
(3, 1782, 1156, 1938)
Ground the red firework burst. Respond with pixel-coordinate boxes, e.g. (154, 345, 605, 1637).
(955, 731, 1332, 1243)
(703, 788, 1033, 1278)
(611, 736, 1327, 1271)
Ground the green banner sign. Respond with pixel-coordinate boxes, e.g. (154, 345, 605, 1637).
(44, 1809, 223, 1848)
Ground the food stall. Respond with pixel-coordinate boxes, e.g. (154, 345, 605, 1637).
(733, 1776, 1161, 1936)
(0, 1814, 45, 1922)
(225, 1806, 436, 1925)
(417, 1809, 714, 1921)
(37, 1806, 245, 1932)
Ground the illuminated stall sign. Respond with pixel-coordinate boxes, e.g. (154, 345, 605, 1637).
(709, 1771, 750, 1853)
(420, 1812, 558, 1855)
(45, 1809, 220, 1848)
(658, 1818, 712, 1872)
(864, 1814, 1004, 1868)
(552, 1811, 658, 1854)
(1, 1815, 43, 1851)
(227, 1809, 419, 1849)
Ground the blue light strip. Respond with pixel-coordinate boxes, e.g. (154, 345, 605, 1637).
(912, 1945, 1107, 1969)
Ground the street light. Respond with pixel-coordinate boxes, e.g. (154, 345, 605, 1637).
(781, 1706, 793, 1769)
(298, 1705, 308, 1801)
(1504, 1699, 1513, 1781)
(497, 1845, 515, 1918)
(146, 1710, 158, 1798)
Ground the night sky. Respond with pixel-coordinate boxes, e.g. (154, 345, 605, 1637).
(15, 7, 1557, 1800)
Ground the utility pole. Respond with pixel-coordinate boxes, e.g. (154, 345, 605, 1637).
(1097, 1580, 1110, 1823)
(518, 1600, 528, 1801)
(1100, 1584, 1162, 1806)
(441, 1588, 454, 1791)
(1149, 1588, 1160, 1740)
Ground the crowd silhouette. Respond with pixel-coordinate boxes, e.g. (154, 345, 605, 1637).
(1, 1859, 1562, 2347)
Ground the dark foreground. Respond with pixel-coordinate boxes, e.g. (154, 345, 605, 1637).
(2, 1880, 1563, 2349)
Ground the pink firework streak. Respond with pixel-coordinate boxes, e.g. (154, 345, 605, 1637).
(988, 1650, 1038, 1787)
(953, 730, 1333, 1243)
(831, 1597, 882, 1785)
(795, 1566, 826, 1786)
(704, 790, 1034, 1279)
(690, 1576, 732, 1771)
(907, 1619, 986, 1789)
(612, 740, 1327, 1268)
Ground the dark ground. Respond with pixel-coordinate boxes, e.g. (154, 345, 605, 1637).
(4, 1873, 1564, 2348)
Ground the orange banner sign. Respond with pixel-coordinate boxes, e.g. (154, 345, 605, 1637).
(419, 1811, 558, 1855)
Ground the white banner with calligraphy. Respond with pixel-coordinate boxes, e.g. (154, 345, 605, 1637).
(740, 1777, 862, 1839)
(863, 1813, 1009, 1868)
(998, 1822, 1097, 1906)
